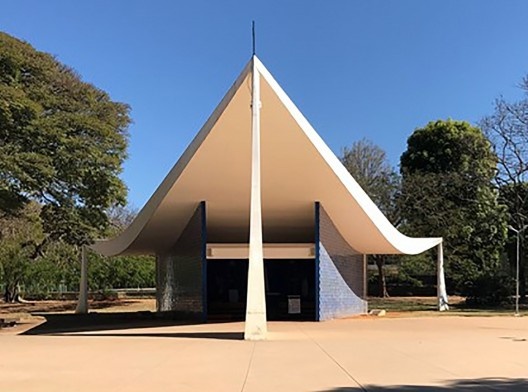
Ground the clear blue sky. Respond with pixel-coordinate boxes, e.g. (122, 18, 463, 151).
(2, 1, 528, 209)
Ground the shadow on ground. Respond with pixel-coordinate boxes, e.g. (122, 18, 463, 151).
(326, 377, 528, 391)
(23, 311, 243, 341)
(46, 331, 244, 340)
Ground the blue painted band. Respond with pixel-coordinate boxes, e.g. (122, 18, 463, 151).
(314, 201, 320, 321)
(200, 201, 207, 322)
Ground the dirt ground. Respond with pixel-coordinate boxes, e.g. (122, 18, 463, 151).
(2, 295, 523, 322)
(0, 297, 155, 313)
(0, 298, 156, 324)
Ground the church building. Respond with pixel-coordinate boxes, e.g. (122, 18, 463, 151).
(79, 56, 448, 340)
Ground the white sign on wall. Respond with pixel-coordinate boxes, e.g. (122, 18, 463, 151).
(288, 295, 301, 314)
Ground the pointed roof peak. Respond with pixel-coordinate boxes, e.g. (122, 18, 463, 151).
(92, 57, 441, 256)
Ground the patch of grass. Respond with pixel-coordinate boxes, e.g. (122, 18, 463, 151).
(367, 296, 528, 317)
(368, 296, 439, 312)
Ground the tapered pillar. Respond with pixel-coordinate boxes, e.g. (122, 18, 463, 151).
(75, 245, 89, 314)
(244, 57, 267, 340)
(363, 254, 368, 300)
(437, 242, 449, 311)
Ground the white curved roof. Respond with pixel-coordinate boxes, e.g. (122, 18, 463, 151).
(92, 56, 441, 256)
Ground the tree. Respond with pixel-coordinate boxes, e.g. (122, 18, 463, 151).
(481, 76, 528, 302)
(107, 204, 138, 233)
(341, 138, 400, 297)
(0, 203, 155, 301)
(90, 205, 155, 291)
(0, 203, 43, 301)
(0, 32, 130, 246)
(400, 120, 507, 300)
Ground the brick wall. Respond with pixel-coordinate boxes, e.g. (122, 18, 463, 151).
(316, 202, 367, 320)
(156, 202, 206, 319)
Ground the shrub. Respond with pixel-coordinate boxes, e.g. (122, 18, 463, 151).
(464, 271, 514, 306)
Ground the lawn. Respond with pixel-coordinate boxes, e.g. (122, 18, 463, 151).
(367, 296, 528, 317)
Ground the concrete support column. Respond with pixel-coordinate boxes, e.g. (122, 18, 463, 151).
(363, 254, 368, 300)
(75, 245, 88, 314)
(437, 242, 449, 311)
(244, 57, 267, 340)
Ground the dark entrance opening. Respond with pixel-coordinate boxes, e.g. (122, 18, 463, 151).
(265, 259, 316, 321)
(207, 260, 248, 321)
(206, 259, 316, 321)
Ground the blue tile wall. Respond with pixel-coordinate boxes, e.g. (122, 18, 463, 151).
(156, 202, 206, 319)
(316, 203, 367, 320)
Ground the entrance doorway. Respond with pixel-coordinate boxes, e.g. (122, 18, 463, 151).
(265, 259, 316, 321)
(206, 259, 315, 321)
(207, 259, 248, 321)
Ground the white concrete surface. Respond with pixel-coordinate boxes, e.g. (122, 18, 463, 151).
(92, 56, 441, 257)
(2, 316, 527, 391)
(245, 57, 267, 340)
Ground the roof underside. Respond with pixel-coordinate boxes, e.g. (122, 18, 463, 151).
(92, 57, 441, 256)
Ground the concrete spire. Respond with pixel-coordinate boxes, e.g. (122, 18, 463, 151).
(244, 56, 268, 340)
(437, 242, 449, 311)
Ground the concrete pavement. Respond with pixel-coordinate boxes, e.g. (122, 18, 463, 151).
(1, 316, 527, 391)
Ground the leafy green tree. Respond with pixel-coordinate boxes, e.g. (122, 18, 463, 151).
(88, 253, 155, 291)
(0, 203, 43, 301)
(24, 240, 80, 295)
(400, 120, 508, 300)
(87, 204, 155, 291)
(0, 32, 130, 246)
(0, 204, 155, 300)
(341, 138, 400, 297)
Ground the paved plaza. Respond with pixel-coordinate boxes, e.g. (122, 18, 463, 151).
(1, 316, 527, 391)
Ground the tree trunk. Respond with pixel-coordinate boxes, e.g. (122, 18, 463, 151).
(374, 255, 389, 298)
(3, 283, 20, 303)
